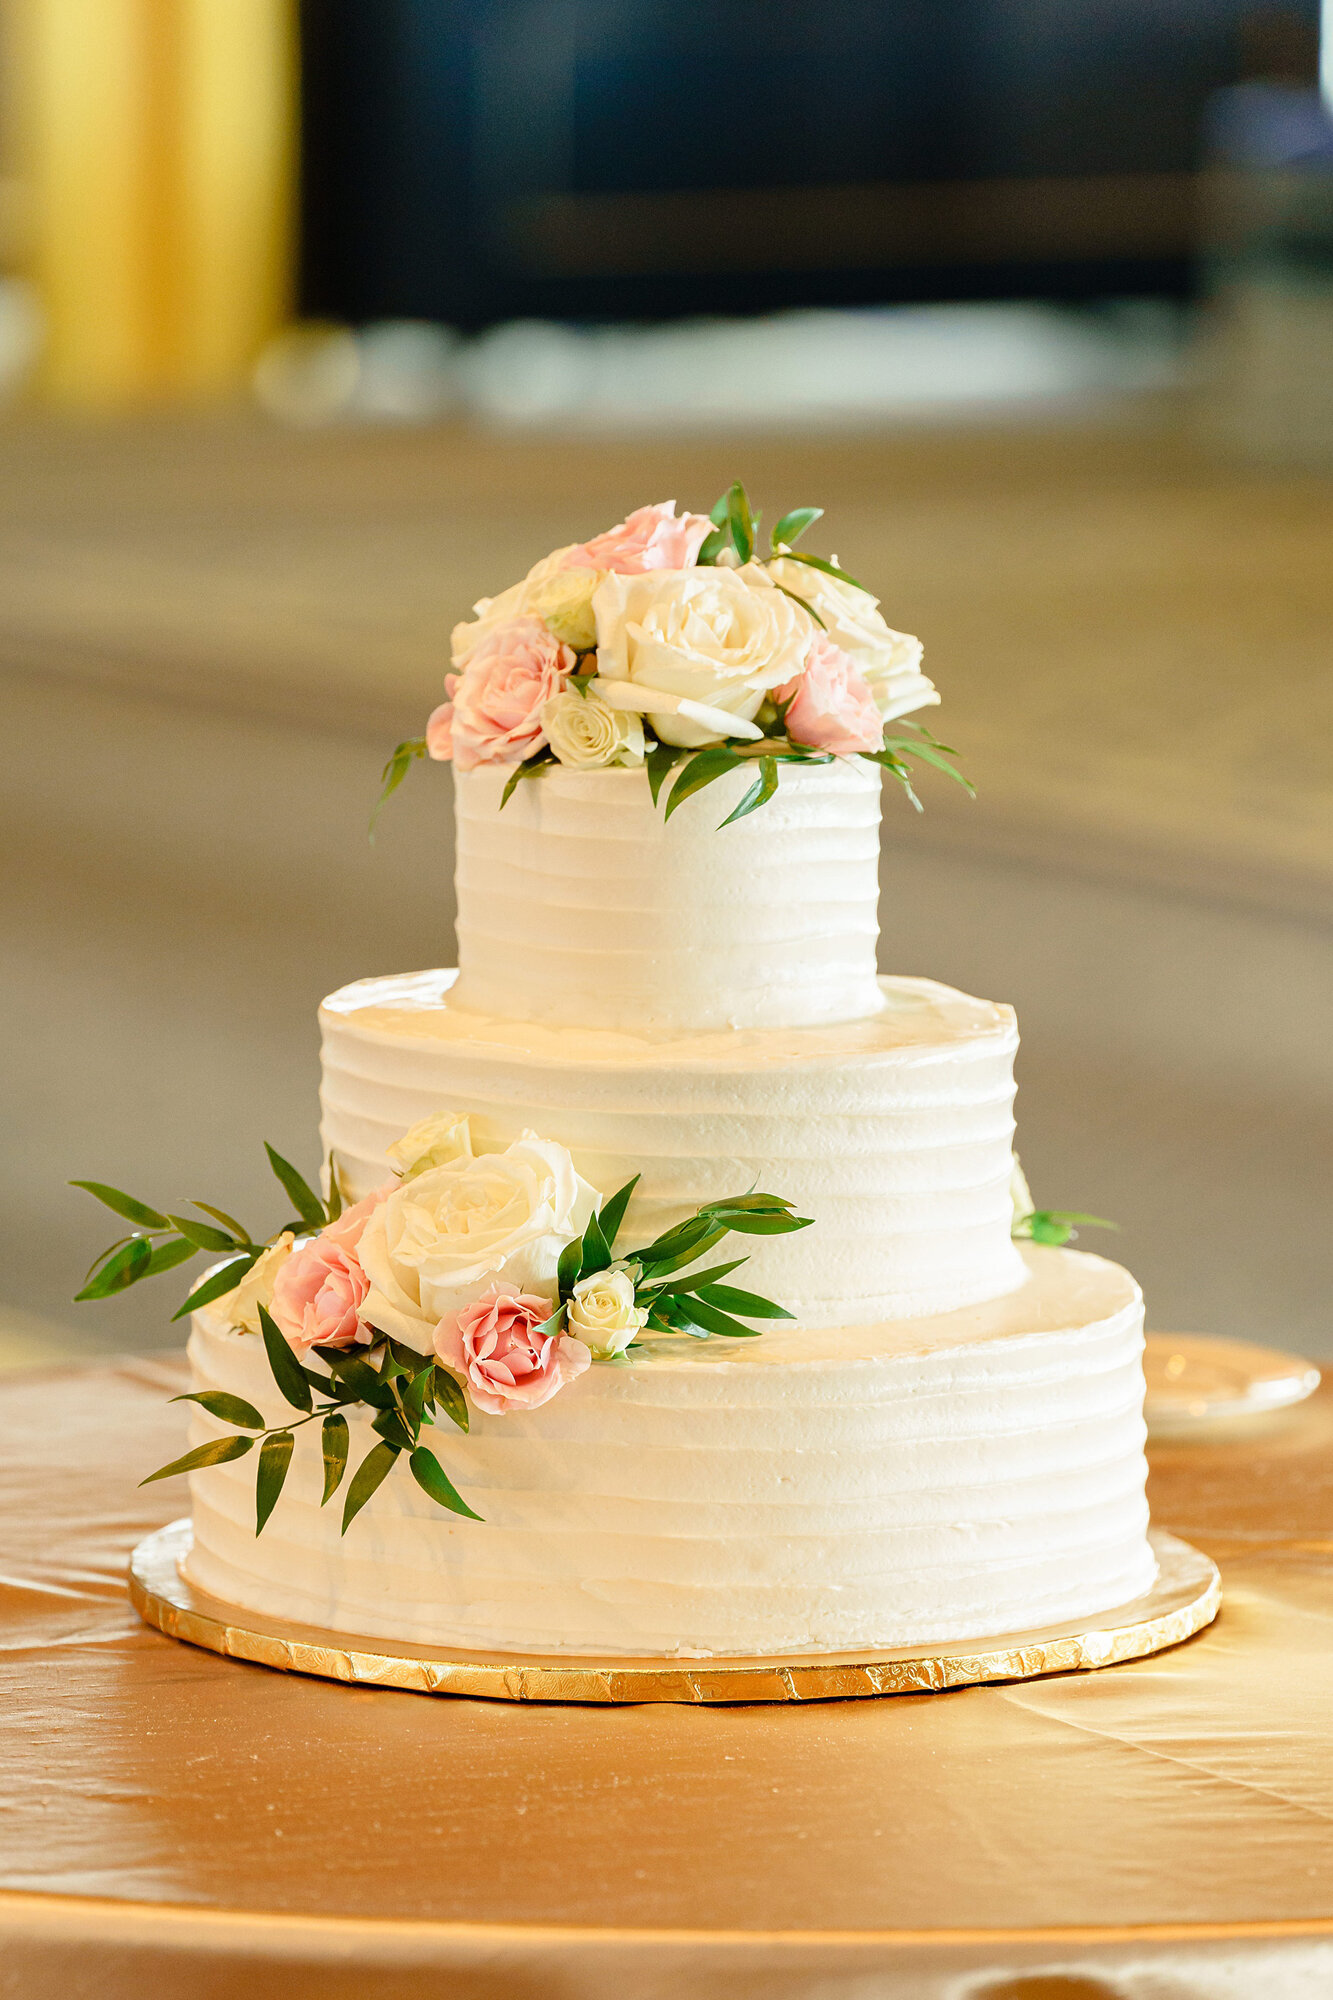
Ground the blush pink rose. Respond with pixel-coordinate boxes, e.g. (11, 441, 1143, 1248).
(775, 635, 884, 755)
(269, 1236, 372, 1355)
(322, 1180, 394, 1254)
(561, 500, 712, 575)
(434, 1282, 591, 1417)
(424, 618, 574, 772)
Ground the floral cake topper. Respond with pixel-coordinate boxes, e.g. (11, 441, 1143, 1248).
(375, 482, 972, 831)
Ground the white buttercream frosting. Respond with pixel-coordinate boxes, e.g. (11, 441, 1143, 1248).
(319, 970, 1029, 1327)
(183, 1246, 1155, 1657)
(450, 759, 886, 1032)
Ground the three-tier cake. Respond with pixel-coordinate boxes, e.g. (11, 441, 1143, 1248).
(90, 490, 1156, 1662)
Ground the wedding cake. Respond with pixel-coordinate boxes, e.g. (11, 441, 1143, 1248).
(79, 488, 1155, 1661)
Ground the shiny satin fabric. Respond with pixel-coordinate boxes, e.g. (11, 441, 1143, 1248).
(1, 1357, 1330, 1999)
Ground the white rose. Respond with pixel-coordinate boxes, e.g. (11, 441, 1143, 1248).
(541, 686, 645, 770)
(451, 547, 591, 668)
(357, 1133, 598, 1351)
(215, 1233, 293, 1333)
(385, 1110, 474, 1182)
(766, 557, 938, 723)
(592, 563, 812, 747)
(566, 1265, 649, 1358)
(525, 567, 600, 651)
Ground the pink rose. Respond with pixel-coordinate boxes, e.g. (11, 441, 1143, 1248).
(776, 635, 884, 755)
(269, 1236, 372, 1355)
(425, 695, 455, 761)
(425, 618, 574, 772)
(561, 500, 712, 575)
(434, 1282, 591, 1417)
(322, 1180, 394, 1254)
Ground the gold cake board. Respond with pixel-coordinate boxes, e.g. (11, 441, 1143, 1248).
(129, 1522, 1219, 1705)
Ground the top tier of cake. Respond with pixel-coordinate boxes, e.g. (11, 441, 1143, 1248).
(451, 759, 885, 1034)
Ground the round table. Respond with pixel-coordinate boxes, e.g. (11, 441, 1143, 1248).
(2, 1356, 1331, 2000)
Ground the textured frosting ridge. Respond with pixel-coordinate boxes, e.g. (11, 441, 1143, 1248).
(320, 971, 1029, 1327)
(184, 1246, 1155, 1657)
(451, 759, 886, 1032)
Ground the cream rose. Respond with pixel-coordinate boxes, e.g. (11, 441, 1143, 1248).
(525, 567, 600, 651)
(541, 686, 645, 770)
(566, 1265, 649, 1358)
(451, 548, 584, 670)
(592, 562, 812, 747)
(385, 1110, 474, 1182)
(357, 1133, 598, 1351)
(765, 558, 938, 723)
(217, 1233, 293, 1333)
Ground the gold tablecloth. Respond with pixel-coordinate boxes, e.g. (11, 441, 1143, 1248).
(2, 1359, 1331, 2000)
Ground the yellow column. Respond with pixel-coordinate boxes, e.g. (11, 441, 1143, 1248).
(9, 0, 295, 406)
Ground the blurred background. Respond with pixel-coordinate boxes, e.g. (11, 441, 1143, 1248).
(0, 0, 1330, 1368)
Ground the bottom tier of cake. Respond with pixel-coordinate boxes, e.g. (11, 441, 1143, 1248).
(183, 1245, 1154, 1658)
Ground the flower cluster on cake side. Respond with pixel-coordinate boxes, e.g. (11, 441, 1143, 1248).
(70, 1127, 1109, 1539)
(70, 1115, 811, 1534)
(375, 482, 972, 829)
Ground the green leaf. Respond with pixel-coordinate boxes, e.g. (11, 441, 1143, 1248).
(264, 1145, 324, 1230)
(171, 1249, 260, 1320)
(701, 1192, 798, 1214)
(255, 1430, 294, 1534)
(312, 1349, 397, 1410)
(1017, 1210, 1118, 1247)
(432, 1367, 469, 1433)
(144, 1236, 198, 1278)
(707, 490, 730, 527)
(370, 736, 427, 840)
(74, 1235, 153, 1302)
(557, 1234, 584, 1299)
(498, 748, 554, 809)
(372, 1407, 416, 1453)
(167, 1214, 236, 1253)
(694, 1282, 794, 1319)
(320, 1412, 349, 1503)
(341, 1440, 399, 1533)
(719, 755, 779, 828)
(401, 1360, 435, 1438)
(323, 1156, 344, 1223)
(776, 549, 866, 592)
(596, 1174, 639, 1249)
(141, 1434, 254, 1485)
(171, 1389, 265, 1428)
(880, 736, 975, 795)
(534, 1302, 567, 1341)
(636, 1223, 731, 1279)
(643, 1257, 748, 1298)
(771, 505, 823, 552)
(645, 741, 684, 805)
(410, 1447, 484, 1522)
(705, 1210, 813, 1236)
(724, 481, 754, 563)
(69, 1181, 169, 1230)
(663, 747, 743, 823)
(671, 1296, 764, 1339)
(694, 526, 730, 566)
(578, 1207, 612, 1280)
(190, 1201, 253, 1243)
(259, 1304, 313, 1413)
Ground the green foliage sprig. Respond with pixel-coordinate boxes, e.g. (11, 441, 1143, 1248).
(145, 1305, 479, 1533)
(538, 1176, 813, 1344)
(1012, 1210, 1118, 1248)
(70, 1144, 342, 1320)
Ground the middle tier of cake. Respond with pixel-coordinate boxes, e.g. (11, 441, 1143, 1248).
(319, 970, 1028, 1327)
